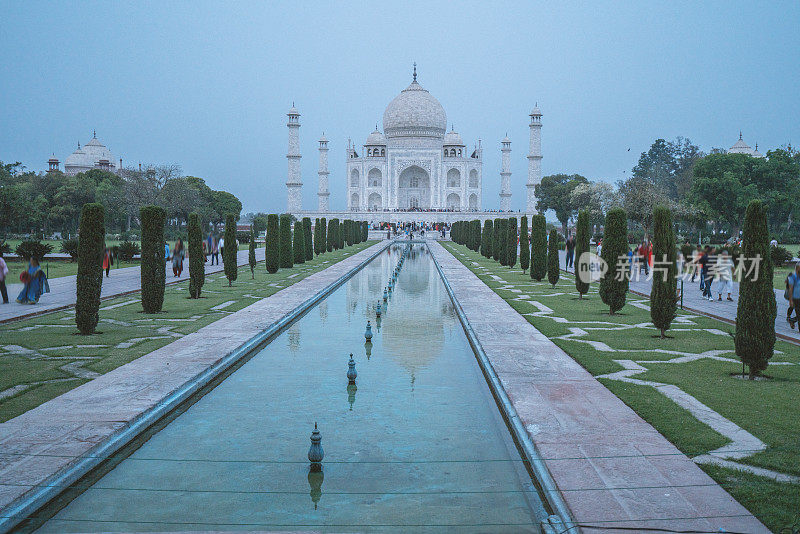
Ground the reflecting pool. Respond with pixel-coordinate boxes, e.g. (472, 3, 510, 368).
(35, 244, 548, 532)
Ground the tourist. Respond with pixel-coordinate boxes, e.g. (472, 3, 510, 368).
(690, 245, 702, 282)
(219, 235, 225, 262)
(0, 250, 8, 303)
(16, 257, 49, 304)
(172, 239, 185, 277)
(596, 239, 602, 257)
(211, 235, 220, 265)
(699, 246, 714, 300)
(715, 250, 734, 301)
(786, 263, 800, 329)
(164, 241, 170, 261)
(565, 235, 575, 269)
(102, 247, 113, 277)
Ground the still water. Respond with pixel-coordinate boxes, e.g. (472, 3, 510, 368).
(36, 244, 547, 532)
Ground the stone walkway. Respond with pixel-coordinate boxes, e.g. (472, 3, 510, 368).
(559, 250, 800, 344)
(432, 242, 768, 533)
(0, 241, 388, 527)
(0, 249, 264, 324)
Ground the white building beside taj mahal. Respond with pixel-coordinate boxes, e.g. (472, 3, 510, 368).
(285, 67, 543, 223)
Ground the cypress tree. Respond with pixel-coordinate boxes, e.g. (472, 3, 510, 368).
(547, 229, 560, 288)
(293, 220, 305, 264)
(362, 221, 368, 242)
(481, 220, 493, 258)
(575, 210, 591, 298)
(280, 214, 294, 268)
(303, 217, 313, 261)
(265, 214, 279, 273)
(313, 218, 321, 255)
(519, 216, 530, 274)
(75, 203, 105, 334)
(492, 219, 502, 262)
(506, 217, 518, 268)
(531, 215, 548, 281)
(223, 213, 238, 286)
(650, 206, 677, 337)
(735, 200, 776, 379)
(320, 217, 328, 254)
(188, 212, 205, 297)
(599, 208, 628, 314)
(326, 218, 335, 252)
(498, 219, 509, 265)
(140, 205, 166, 313)
(248, 227, 256, 279)
(339, 221, 345, 248)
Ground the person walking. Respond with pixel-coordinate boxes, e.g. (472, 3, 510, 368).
(699, 246, 714, 300)
(102, 247, 113, 277)
(211, 235, 219, 265)
(0, 251, 9, 304)
(172, 239, 185, 277)
(786, 263, 800, 329)
(691, 245, 702, 282)
(16, 257, 49, 304)
(565, 235, 575, 270)
(164, 241, 171, 262)
(715, 249, 734, 301)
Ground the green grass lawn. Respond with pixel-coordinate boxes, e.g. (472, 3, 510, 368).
(3, 258, 139, 280)
(442, 242, 800, 532)
(0, 241, 375, 423)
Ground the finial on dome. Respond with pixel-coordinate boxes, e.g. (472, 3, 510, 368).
(77, 142, 80, 149)
(413, 62, 417, 82)
(93, 129, 96, 138)
(739, 130, 743, 140)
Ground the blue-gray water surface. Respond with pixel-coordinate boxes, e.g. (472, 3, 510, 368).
(36, 243, 547, 532)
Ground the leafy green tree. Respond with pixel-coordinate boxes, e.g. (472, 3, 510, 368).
(535, 173, 588, 235)
(506, 218, 517, 268)
(735, 200, 776, 378)
(519, 216, 530, 274)
(599, 208, 628, 314)
(530, 214, 547, 281)
(303, 217, 313, 261)
(223, 213, 238, 286)
(265, 214, 279, 273)
(547, 229, 560, 288)
(633, 137, 702, 200)
(140, 205, 166, 313)
(650, 206, 677, 337)
(280, 214, 294, 268)
(574, 210, 590, 298)
(248, 228, 256, 279)
(75, 203, 105, 334)
(188, 212, 205, 297)
(618, 175, 671, 241)
(481, 220, 493, 258)
(293, 220, 305, 264)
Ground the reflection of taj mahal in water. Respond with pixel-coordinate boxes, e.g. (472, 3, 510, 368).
(285, 66, 543, 219)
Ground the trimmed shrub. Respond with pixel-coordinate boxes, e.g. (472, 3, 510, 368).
(326, 218, 335, 252)
(481, 220, 493, 258)
(547, 229, 560, 288)
(599, 208, 628, 314)
(519, 216, 530, 274)
(492, 219, 502, 262)
(116, 240, 140, 261)
(531, 214, 547, 281)
(248, 227, 256, 279)
(293, 220, 305, 264)
(320, 217, 328, 254)
(650, 206, 677, 337)
(735, 200, 776, 378)
(140, 205, 166, 313)
(506, 217, 517, 268)
(362, 221, 368, 242)
(339, 221, 345, 249)
(313, 218, 321, 255)
(303, 217, 313, 261)
(75, 203, 105, 335)
(223, 213, 238, 286)
(265, 214, 280, 273)
(60, 238, 79, 260)
(15, 240, 53, 261)
(575, 210, 590, 298)
(280, 214, 294, 268)
(472, 220, 481, 252)
(188, 212, 205, 298)
(770, 245, 792, 267)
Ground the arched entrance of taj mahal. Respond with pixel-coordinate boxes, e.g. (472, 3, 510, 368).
(398, 165, 430, 210)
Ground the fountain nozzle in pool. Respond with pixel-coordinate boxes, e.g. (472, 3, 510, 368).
(308, 422, 324, 471)
(347, 353, 357, 384)
(383, 288, 388, 301)
(376, 302, 382, 317)
(364, 321, 373, 342)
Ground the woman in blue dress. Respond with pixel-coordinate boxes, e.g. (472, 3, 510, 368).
(17, 257, 50, 304)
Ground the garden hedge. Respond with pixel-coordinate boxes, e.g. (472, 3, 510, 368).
(75, 203, 105, 334)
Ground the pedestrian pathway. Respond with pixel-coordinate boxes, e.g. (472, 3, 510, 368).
(558, 250, 800, 344)
(0, 249, 264, 324)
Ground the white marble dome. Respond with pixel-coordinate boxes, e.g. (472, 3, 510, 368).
(63, 133, 117, 174)
(443, 129, 463, 146)
(382, 80, 446, 139)
(365, 128, 386, 145)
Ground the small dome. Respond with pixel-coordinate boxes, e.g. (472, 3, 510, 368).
(443, 129, 463, 146)
(287, 105, 299, 116)
(64, 133, 116, 172)
(530, 105, 542, 116)
(502, 135, 511, 144)
(383, 80, 446, 139)
(319, 133, 328, 142)
(365, 128, 386, 146)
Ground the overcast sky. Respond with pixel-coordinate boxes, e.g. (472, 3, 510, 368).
(2, 1, 798, 215)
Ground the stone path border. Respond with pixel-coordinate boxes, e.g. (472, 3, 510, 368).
(431, 241, 768, 533)
(0, 248, 265, 325)
(0, 241, 389, 531)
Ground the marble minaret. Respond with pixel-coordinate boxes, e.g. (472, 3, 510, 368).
(527, 105, 542, 213)
(286, 104, 302, 212)
(317, 133, 330, 211)
(500, 136, 511, 211)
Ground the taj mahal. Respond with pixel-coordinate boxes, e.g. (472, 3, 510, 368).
(285, 66, 543, 223)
